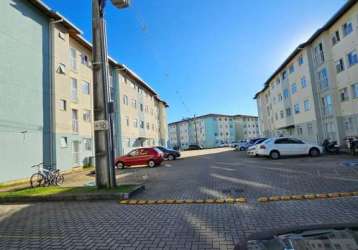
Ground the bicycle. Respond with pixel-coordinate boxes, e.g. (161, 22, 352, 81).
(30, 163, 64, 188)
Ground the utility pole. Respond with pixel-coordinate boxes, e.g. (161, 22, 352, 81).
(92, 0, 116, 188)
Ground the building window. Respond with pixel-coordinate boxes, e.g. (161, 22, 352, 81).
(331, 30, 340, 45)
(318, 68, 329, 89)
(347, 50, 358, 67)
(280, 110, 284, 119)
(140, 103, 143, 112)
(125, 116, 129, 126)
(214, 133, 218, 136)
(322, 95, 333, 115)
(283, 89, 289, 99)
(351, 83, 358, 98)
(140, 121, 144, 129)
(294, 103, 300, 114)
(278, 94, 283, 102)
(304, 99, 310, 111)
(59, 99, 67, 111)
(146, 122, 150, 130)
(130, 81, 135, 89)
(83, 110, 91, 122)
(132, 99, 137, 109)
(275, 113, 278, 120)
(314, 43, 324, 65)
(289, 64, 295, 74)
(60, 137, 68, 148)
(342, 21, 353, 37)
(57, 63, 66, 74)
(340, 88, 349, 102)
(83, 138, 92, 151)
(123, 95, 128, 105)
(298, 55, 304, 65)
(282, 70, 287, 80)
(82, 81, 90, 95)
(344, 117, 354, 131)
(72, 109, 78, 132)
(335, 58, 345, 73)
(299, 79, 305, 90)
(69, 47, 77, 70)
(71, 78, 78, 101)
(81, 54, 90, 66)
(291, 83, 297, 95)
(133, 119, 138, 128)
(276, 78, 280, 85)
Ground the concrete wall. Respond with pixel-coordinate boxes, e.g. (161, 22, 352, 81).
(0, 0, 49, 182)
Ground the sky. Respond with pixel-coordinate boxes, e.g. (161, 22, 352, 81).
(43, 0, 346, 123)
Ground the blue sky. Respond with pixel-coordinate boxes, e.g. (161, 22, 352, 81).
(43, 0, 345, 123)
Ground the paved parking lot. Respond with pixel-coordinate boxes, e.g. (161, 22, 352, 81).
(1, 149, 358, 249)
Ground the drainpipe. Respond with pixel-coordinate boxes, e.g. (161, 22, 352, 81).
(49, 18, 64, 168)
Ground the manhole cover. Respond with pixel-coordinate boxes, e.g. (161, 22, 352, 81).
(341, 160, 358, 168)
(222, 188, 244, 195)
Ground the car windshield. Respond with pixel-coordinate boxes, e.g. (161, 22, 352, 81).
(3, 1, 358, 249)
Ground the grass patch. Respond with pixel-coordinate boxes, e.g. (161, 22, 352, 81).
(0, 185, 136, 199)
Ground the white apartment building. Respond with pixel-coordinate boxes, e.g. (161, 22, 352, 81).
(255, 0, 358, 145)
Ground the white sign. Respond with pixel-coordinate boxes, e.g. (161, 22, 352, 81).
(94, 120, 109, 131)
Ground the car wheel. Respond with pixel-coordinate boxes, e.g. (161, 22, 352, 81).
(116, 162, 125, 169)
(240, 147, 245, 151)
(168, 154, 175, 161)
(148, 160, 156, 168)
(309, 148, 320, 157)
(269, 150, 280, 160)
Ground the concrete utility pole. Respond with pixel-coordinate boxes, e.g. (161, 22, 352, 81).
(193, 115, 199, 145)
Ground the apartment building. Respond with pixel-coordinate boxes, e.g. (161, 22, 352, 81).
(0, 0, 168, 182)
(112, 65, 168, 155)
(168, 114, 259, 149)
(255, 0, 358, 145)
(0, 0, 50, 182)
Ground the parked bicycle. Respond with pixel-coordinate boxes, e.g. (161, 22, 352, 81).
(30, 163, 64, 188)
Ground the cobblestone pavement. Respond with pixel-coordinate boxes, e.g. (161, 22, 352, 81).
(1, 150, 358, 249)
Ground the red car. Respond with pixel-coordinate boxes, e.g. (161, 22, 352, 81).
(115, 147, 164, 168)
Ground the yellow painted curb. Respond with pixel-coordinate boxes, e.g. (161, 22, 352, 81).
(327, 193, 340, 198)
(280, 195, 291, 201)
(291, 195, 304, 200)
(303, 194, 315, 199)
(257, 197, 269, 202)
(128, 200, 138, 205)
(235, 198, 247, 203)
(268, 196, 280, 201)
(119, 200, 129, 204)
(315, 194, 328, 199)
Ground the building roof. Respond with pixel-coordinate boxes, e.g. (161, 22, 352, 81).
(253, 0, 357, 99)
(168, 113, 258, 126)
(28, 0, 168, 107)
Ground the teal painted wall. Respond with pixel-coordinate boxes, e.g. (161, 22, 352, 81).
(204, 117, 217, 148)
(0, 0, 49, 182)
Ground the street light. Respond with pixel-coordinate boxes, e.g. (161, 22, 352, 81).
(92, 0, 130, 189)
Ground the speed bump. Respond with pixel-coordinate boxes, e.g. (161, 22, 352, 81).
(303, 194, 315, 199)
(315, 193, 328, 199)
(235, 198, 247, 203)
(119, 197, 248, 205)
(175, 200, 185, 204)
(128, 200, 138, 205)
(119, 200, 129, 204)
(224, 198, 235, 203)
(204, 199, 215, 204)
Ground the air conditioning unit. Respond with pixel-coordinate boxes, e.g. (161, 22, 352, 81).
(111, 0, 130, 9)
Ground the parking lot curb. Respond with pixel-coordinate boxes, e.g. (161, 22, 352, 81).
(118, 197, 248, 205)
(257, 191, 358, 203)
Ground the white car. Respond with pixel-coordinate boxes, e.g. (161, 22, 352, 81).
(256, 137, 323, 160)
(247, 138, 269, 156)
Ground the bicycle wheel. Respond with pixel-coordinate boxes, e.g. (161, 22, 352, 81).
(56, 174, 64, 185)
(30, 173, 46, 188)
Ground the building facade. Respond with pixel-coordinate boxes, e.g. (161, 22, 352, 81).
(168, 114, 259, 149)
(0, 0, 50, 182)
(0, 0, 168, 182)
(255, 0, 358, 145)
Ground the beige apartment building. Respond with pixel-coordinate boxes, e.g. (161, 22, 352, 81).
(37, 4, 168, 170)
(112, 65, 168, 155)
(255, 0, 358, 145)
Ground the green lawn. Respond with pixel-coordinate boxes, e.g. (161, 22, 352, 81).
(0, 185, 136, 198)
